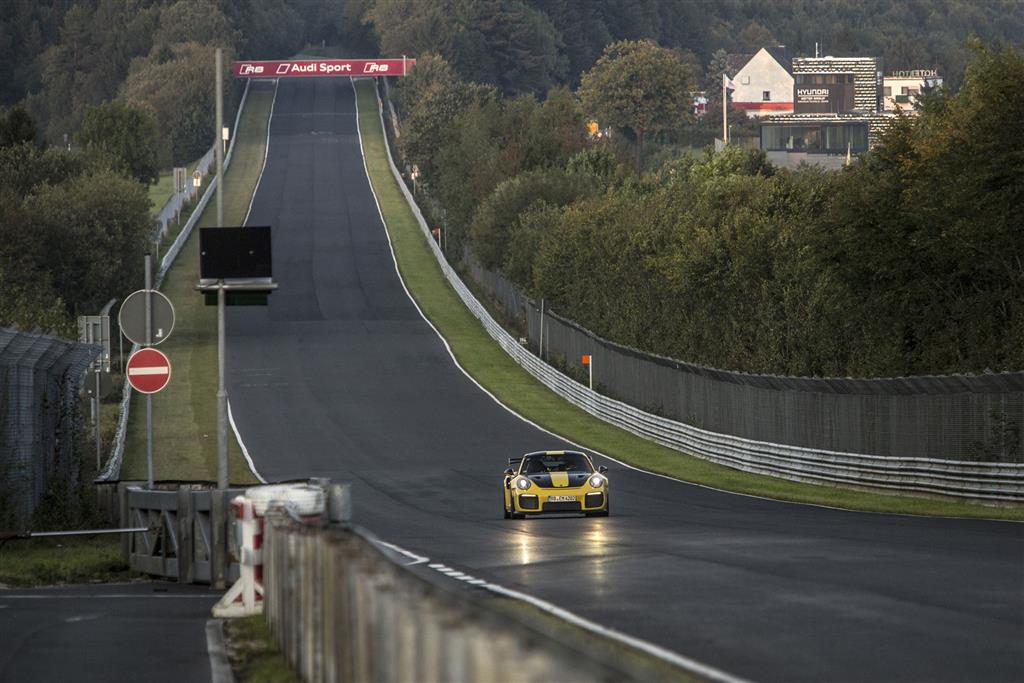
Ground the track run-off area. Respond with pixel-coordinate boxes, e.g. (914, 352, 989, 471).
(223, 76, 1024, 682)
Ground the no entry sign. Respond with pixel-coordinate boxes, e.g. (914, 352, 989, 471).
(126, 348, 172, 394)
(233, 59, 415, 78)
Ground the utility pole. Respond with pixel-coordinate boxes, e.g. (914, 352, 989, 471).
(212, 46, 228, 591)
(145, 253, 154, 489)
(216, 47, 224, 229)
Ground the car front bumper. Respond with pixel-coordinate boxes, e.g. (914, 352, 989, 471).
(512, 487, 607, 514)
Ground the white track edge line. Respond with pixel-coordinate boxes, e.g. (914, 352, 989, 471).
(373, 539, 746, 683)
(228, 401, 266, 484)
(355, 78, 1015, 525)
(227, 78, 279, 485)
(351, 77, 746, 683)
(243, 79, 280, 226)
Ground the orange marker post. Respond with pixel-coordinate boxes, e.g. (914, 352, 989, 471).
(581, 354, 592, 390)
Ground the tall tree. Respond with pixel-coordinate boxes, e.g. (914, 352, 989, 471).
(78, 100, 159, 184)
(0, 106, 37, 147)
(577, 40, 695, 171)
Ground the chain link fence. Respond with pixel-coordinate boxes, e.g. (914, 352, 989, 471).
(0, 327, 100, 527)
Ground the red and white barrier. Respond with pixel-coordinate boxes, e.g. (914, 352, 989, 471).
(213, 484, 325, 617)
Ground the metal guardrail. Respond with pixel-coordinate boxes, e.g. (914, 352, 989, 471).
(370, 84, 1024, 505)
(262, 511, 664, 683)
(99, 81, 252, 483)
(123, 485, 242, 583)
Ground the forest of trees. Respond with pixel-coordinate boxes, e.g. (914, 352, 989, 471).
(393, 40, 1023, 377)
(350, 0, 1024, 94)
(0, 0, 335, 334)
(2, 1, 1022, 377)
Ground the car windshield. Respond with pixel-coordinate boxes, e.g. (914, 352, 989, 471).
(522, 453, 591, 474)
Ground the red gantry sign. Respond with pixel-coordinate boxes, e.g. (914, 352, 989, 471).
(233, 59, 415, 78)
(126, 348, 172, 394)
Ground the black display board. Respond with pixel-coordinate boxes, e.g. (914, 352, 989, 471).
(199, 226, 273, 279)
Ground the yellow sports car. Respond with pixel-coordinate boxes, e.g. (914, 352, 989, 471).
(503, 450, 609, 518)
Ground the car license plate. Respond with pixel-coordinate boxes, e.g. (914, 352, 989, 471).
(548, 495, 577, 502)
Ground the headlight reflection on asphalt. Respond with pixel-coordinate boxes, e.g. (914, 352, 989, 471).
(517, 533, 534, 565)
(583, 525, 609, 589)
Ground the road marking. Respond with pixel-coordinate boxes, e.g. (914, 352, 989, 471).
(64, 615, 99, 623)
(223, 77, 281, 488)
(370, 537, 747, 683)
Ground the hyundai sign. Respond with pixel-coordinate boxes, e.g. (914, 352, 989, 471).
(233, 59, 415, 78)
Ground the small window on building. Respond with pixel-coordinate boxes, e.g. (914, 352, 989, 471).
(741, 75, 750, 85)
(901, 86, 910, 95)
(763, 90, 771, 101)
(883, 86, 891, 96)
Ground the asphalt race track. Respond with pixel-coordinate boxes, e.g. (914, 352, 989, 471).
(226, 77, 1024, 682)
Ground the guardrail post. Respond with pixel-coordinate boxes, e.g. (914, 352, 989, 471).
(177, 486, 194, 583)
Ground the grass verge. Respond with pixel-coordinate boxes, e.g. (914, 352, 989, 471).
(148, 158, 203, 219)
(122, 82, 276, 485)
(0, 536, 133, 587)
(353, 79, 1022, 522)
(223, 616, 300, 683)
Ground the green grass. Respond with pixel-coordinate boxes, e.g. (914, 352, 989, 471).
(122, 83, 275, 485)
(223, 616, 300, 683)
(352, 79, 1023, 522)
(148, 159, 202, 219)
(0, 536, 133, 587)
(148, 172, 174, 218)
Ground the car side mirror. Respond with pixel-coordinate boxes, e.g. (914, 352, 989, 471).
(598, 466, 608, 474)
(504, 468, 514, 476)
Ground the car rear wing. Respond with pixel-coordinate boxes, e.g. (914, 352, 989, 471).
(508, 456, 523, 467)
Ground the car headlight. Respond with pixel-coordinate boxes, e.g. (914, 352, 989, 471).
(589, 474, 606, 488)
(515, 477, 532, 490)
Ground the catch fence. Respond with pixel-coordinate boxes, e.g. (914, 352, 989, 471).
(467, 256, 1024, 463)
(0, 327, 100, 526)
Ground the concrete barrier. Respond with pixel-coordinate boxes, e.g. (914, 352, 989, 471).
(262, 511, 674, 683)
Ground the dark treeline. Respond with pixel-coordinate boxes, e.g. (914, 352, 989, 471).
(352, 0, 1024, 94)
(394, 41, 1023, 377)
(0, 0, 336, 334)
(0, 0, 342, 161)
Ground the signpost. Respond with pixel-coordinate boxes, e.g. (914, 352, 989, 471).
(582, 354, 593, 390)
(118, 254, 176, 489)
(126, 348, 172, 394)
(83, 368, 113, 399)
(119, 289, 175, 345)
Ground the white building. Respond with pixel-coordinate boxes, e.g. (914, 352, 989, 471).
(883, 70, 943, 113)
(729, 47, 793, 118)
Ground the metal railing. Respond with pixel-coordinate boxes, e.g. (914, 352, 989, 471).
(371, 84, 1024, 505)
(99, 81, 253, 483)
